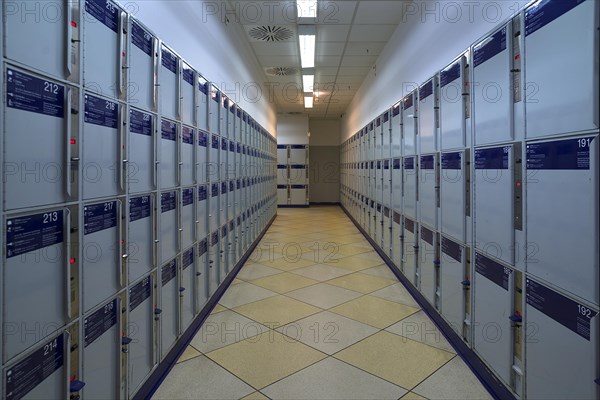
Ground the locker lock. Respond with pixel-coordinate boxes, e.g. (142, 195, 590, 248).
(179, 287, 186, 296)
(70, 380, 85, 393)
(196, 272, 202, 276)
(461, 279, 471, 288)
(154, 308, 162, 321)
(509, 313, 523, 324)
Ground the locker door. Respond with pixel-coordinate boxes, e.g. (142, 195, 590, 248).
(419, 227, 437, 305)
(160, 259, 178, 358)
(181, 188, 195, 250)
(209, 183, 220, 232)
(209, 135, 220, 182)
(181, 63, 195, 126)
(219, 225, 228, 279)
(82, 298, 120, 400)
(160, 119, 178, 189)
(181, 126, 195, 187)
(440, 57, 467, 150)
(526, 135, 599, 304)
(220, 97, 229, 138)
(4, 67, 76, 209)
(220, 138, 228, 182)
(441, 151, 466, 242)
(402, 93, 417, 155)
(128, 108, 155, 194)
(419, 78, 437, 154)
(83, 0, 123, 99)
(277, 165, 288, 185)
(392, 212, 402, 268)
(83, 200, 121, 312)
(525, 279, 599, 400)
(83, 93, 122, 200)
(290, 145, 307, 164)
(159, 45, 179, 120)
(180, 247, 195, 332)
(229, 104, 237, 142)
(382, 207, 391, 256)
(440, 236, 465, 335)
(228, 181, 235, 231)
(160, 191, 178, 265)
(375, 161, 383, 204)
(196, 239, 209, 310)
(197, 185, 208, 240)
(383, 160, 391, 209)
(403, 156, 417, 220)
(277, 145, 287, 164)
(197, 78, 209, 132)
(473, 252, 512, 383)
(228, 141, 236, 180)
(375, 117, 382, 160)
(419, 154, 438, 229)
(209, 87, 220, 134)
(392, 158, 402, 211)
(403, 218, 418, 286)
(382, 111, 391, 159)
(127, 274, 155, 397)
(3, 209, 69, 361)
(208, 232, 220, 295)
(290, 165, 306, 185)
(277, 185, 288, 204)
(524, 0, 598, 138)
(198, 130, 208, 183)
(220, 183, 228, 228)
(128, 19, 156, 111)
(128, 195, 153, 284)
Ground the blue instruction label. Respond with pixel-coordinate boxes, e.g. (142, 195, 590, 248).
(161, 259, 177, 286)
(420, 155, 435, 170)
(131, 21, 152, 56)
(526, 136, 594, 170)
(130, 195, 151, 222)
(6, 69, 64, 118)
(525, 0, 585, 36)
(440, 61, 461, 87)
(84, 201, 117, 235)
(442, 152, 462, 170)
(161, 191, 177, 213)
(6, 210, 63, 259)
(183, 188, 194, 206)
(199, 185, 208, 201)
(475, 252, 510, 291)
(475, 146, 509, 170)
(85, 94, 118, 128)
(85, 0, 118, 33)
(182, 126, 194, 145)
(182, 65, 194, 86)
(419, 80, 433, 100)
(474, 28, 506, 68)
(161, 120, 177, 141)
(84, 299, 117, 347)
(182, 247, 194, 270)
(442, 236, 462, 262)
(199, 130, 208, 147)
(130, 109, 153, 136)
(161, 47, 178, 74)
(130, 276, 151, 311)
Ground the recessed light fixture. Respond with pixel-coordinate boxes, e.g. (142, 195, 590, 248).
(299, 34, 315, 68)
(304, 96, 314, 108)
(297, 0, 317, 18)
(302, 75, 314, 92)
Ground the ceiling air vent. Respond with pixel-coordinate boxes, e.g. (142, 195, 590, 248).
(248, 26, 294, 42)
(265, 67, 298, 76)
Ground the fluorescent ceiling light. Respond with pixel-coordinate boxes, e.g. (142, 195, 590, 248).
(297, 0, 317, 18)
(302, 75, 314, 92)
(304, 95, 314, 108)
(299, 34, 316, 68)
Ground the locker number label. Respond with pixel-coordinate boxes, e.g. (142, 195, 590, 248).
(6, 211, 64, 258)
(84, 299, 118, 347)
(6, 69, 64, 119)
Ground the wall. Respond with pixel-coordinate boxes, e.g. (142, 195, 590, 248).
(309, 119, 340, 203)
(276, 114, 310, 144)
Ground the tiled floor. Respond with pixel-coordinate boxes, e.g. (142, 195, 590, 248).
(152, 206, 493, 400)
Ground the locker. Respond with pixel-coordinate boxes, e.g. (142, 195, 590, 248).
(383, 159, 391, 209)
(197, 78, 209, 132)
(403, 218, 419, 287)
(181, 188, 195, 250)
(159, 45, 179, 120)
(277, 185, 288, 205)
(228, 181, 235, 225)
(220, 96, 229, 138)
(374, 203, 382, 243)
(440, 55, 468, 150)
(209, 183, 220, 232)
(289, 165, 307, 184)
(219, 182, 228, 228)
(227, 140, 236, 180)
(180, 247, 195, 332)
(440, 236, 466, 336)
(160, 191, 178, 265)
(127, 18, 156, 111)
(402, 92, 417, 155)
(277, 165, 288, 185)
(83, 0, 123, 99)
(220, 138, 229, 182)
(525, 278, 599, 400)
(526, 135, 599, 304)
(229, 103, 237, 142)
(382, 111, 391, 159)
(208, 231, 220, 295)
(375, 161, 383, 204)
(524, 0, 598, 138)
(209, 134, 220, 182)
(128, 108, 155, 194)
(197, 185, 208, 239)
(219, 225, 228, 279)
(181, 62, 195, 126)
(392, 212, 402, 268)
(382, 207, 391, 256)
(440, 151, 467, 243)
(419, 227, 437, 306)
(128, 194, 154, 284)
(392, 158, 402, 212)
(403, 156, 417, 220)
(127, 274, 155, 397)
(236, 108, 243, 144)
(473, 252, 512, 384)
(209, 86, 220, 134)
(160, 119, 178, 189)
(419, 78, 438, 153)
(3, 67, 78, 210)
(197, 130, 208, 183)
(83, 93, 123, 200)
(277, 145, 287, 164)
(196, 239, 209, 309)
(82, 200, 121, 312)
(419, 154, 438, 230)
(289, 145, 307, 165)
(290, 185, 307, 205)
(181, 126, 195, 186)
(82, 297, 120, 400)
(3, 209, 71, 361)
(375, 117, 382, 160)
(160, 259, 178, 358)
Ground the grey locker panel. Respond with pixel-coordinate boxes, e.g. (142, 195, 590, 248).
(525, 279, 599, 400)
(375, 161, 383, 204)
(197, 130, 209, 183)
(219, 183, 227, 227)
(227, 141, 236, 180)
(159, 46, 179, 120)
(277, 165, 288, 185)
(220, 138, 229, 182)
(473, 253, 512, 384)
(209, 87, 220, 134)
(83, 0, 121, 99)
(277, 186, 288, 205)
(128, 195, 153, 283)
(181, 188, 195, 250)
(375, 117, 382, 160)
(160, 259, 178, 358)
(83, 93, 121, 199)
(160, 191, 178, 264)
(128, 19, 155, 111)
(160, 119, 178, 189)
(382, 112, 391, 159)
(383, 160, 391, 208)
(440, 237, 464, 334)
(196, 239, 209, 309)
(128, 108, 155, 194)
(219, 226, 228, 280)
(474, 145, 515, 265)
(83, 201, 120, 312)
(382, 207, 391, 256)
(525, 0, 598, 138)
(4, 67, 72, 210)
(3, 209, 68, 361)
(402, 94, 417, 155)
(289, 145, 307, 165)
(392, 212, 402, 267)
(128, 275, 154, 396)
(181, 126, 195, 186)
(277, 146, 288, 164)
(180, 247, 195, 331)
(392, 159, 402, 212)
(82, 298, 119, 400)
(197, 185, 208, 239)
(473, 26, 512, 145)
(440, 151, 465, 242)
(419, 79, 437, 154)
(419, 227, 437, 305)
(290, 185, 307, 205)
(197, 79, 209, 131)
(220, 97, 229, 138)
(419, 154, 437, 229)
(209, 183, 220, 232)
(289, 165, 307, 185)
(181, 63, 195, 126)
(403, 218, 418, 286)
(209, 135, 220, 182)
(403, 157, 417, 220)
(440, 58, 466, 149)
(526, 136, 598, 304)
(208, 232, 220, 295)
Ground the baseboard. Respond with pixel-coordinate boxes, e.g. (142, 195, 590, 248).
(277, 204, 310, 208)
(309, 202, 341, 206)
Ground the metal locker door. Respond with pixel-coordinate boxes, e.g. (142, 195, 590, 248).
(277, 165, 288, 185)
(209, 87, 220, 134)
(83, 93, 122, 200)
(220, 183, 228, 229)
(83, 0, 123, 99)
(290, 145, 307, 165)
(160, 259, 178, 358)
(3, 333, 68, 400)
(526, 135, 599, 305)
(128, 195, 153, 284)
(127, 274, 154, 397)
(82, 200, 121, 312)
(181, 126, 195, 187)
(525, 278, 599, 400)
(375, 117, 382, 160)
(198, 130, 209, 183)
(220, 97, 229, 138)
(277, 144, 287, 164)
(128, 19, 156, 111)
(181, 63, 195, 126)
(392, 212, 402, 268)
(375, 161, 383, 204)
(419, 78, 437, 154)
(419, 154, 438, 230)
(160, 191, 178, 265)
(403, 218, 418, 287)
(383, 160, 391, 209)
(419, 227, 437, 305)
(219, 225, 228, 279)
(196, 239, 209, 310)
(524, 0, 598, 138)
(403, 156, 417, 220)
(277, 185, 288, 204)
(209, 183, 220, 232)
(197, 77, 209, 132)
(181, 188, 195, 250)
(440, 151, 466, 242)
(402, 93, 417, 155)
(440, 57, 467, 150)
(228, 141, 236, 180)
(382, 207, 391, 256)
(180, 247, 195, 332)
(209, 135, 220, 182)
(159, 45, 179, 120)
(229, 104, 237, 141)
(128, 108, 155, 194)
(208, 232, 220, 295)
(197, 185, 208, 240)
(382, 111, 391, 159)
(228, 181, 235, 230)
(160, 119, 178, 189)
(392, 158, 402, 212)
(290, 165, 306, 185)
(82, 298, 120, 400)
(440, 236, 465, 335)
(473, 252, 512, 384)
(220, 138, 228, 182)
(4, 68, 77, 210)
(3, 209, 70, 361)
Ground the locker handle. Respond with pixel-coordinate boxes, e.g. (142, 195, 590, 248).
(64, 331, 72, 399)
(153, 120, 158, 189)
(70, 380, 86, 393)
(65, 88, 72, 199)
(121, 336, 133, 345)
(64, 208, 72, 320)
(509, 313, 522, 323)
(118, 108, 125, 192)
(65, 0, 72, 77)
(117, 11, 125, 98)
(117, 200, 124, 288)
(461, 280, 470, 287)
(152, 38, 158, 111)
(154, 308, 162, 314)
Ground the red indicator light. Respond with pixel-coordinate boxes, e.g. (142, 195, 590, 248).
(122, 52, 125, 56)
(70, 375, 76, 382)
(70, 258, 76, 264)
(70, 139, 76, 144)
(517, 182, 522, 187)
(71, 21, 77, 27)
(121, 239, 125, 244)
(515, 55, 521, 60)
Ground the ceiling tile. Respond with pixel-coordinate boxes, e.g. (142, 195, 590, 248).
(317, 25, 351, 42)
(340, 55, 379, 67)
(317, 1, 357, 24)
(251, 42, 298, 56)
(344, 42, 386, 56)
(348, 24, 397, 42)
(258, 55, 300, 66)
(337, 66, 372, 76)
(316, 42, 346, 56)
(335, 75, 365, 84)
(354, 1, 406, 25)
(315, 67, 340, 76)
(235, 1, 299, 25)
(316, 55, 342, 67)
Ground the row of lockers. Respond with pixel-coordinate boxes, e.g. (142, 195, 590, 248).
(277, 185, 309, 206)
(276, 145, 309, 206)
(277, 145, 309, 165)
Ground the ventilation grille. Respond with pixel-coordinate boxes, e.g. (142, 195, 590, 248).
(265, 67, 298, 76)
(248, 26, 294, 42)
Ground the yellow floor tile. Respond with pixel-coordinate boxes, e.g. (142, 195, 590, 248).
(333, 256, 385, 271)
(336, 245, 373, 256)
(206, 330, 326, 389)
(259, 257, 317, 271)
(231, 278, 244, 285)
(176, 345, 202, 363)
(335, 331, 455, 390)
(400, 392, 429, 400)
(234, 295, 322, 327)
(211, 304, 228, 314)
(330, 295, 419, 329)
(241, 392, 270, 400)
(250, 272, 319, 294)
(327, 273, 397, 294)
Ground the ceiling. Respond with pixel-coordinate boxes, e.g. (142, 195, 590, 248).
(230, 1, 406, 119)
